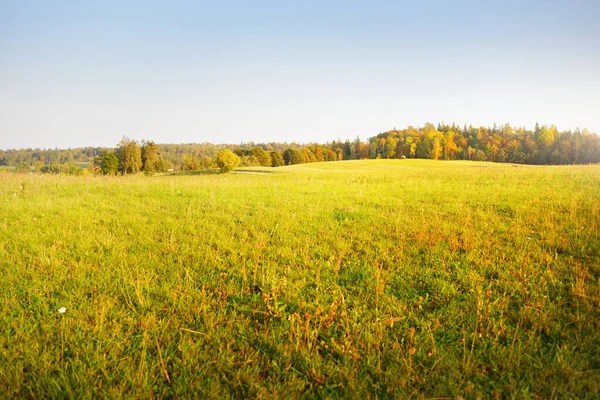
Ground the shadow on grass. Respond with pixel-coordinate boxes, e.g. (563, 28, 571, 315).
(160, 169, 221, 176)
(233, 169, 279, 174)
(158, 168, 282, 176)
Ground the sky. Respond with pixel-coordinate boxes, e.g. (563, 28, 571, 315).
(1, 0, 599, 150)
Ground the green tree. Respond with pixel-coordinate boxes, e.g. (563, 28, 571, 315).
(251, 146, 272, 167)
(271, 151, 285, 167)
(283, 149, 304, 165)
(15, 162, 30, 173)
(415, 141, 431, 159)
(40, 163, 61, 174)
(101, 153, 119, 175)
(90, 155, 103, 175)
(536, 126, 555, 148)
(376, 138, 386, 158)
(157, 157, 174, 173)
(142, 141, 159, 176)
(215, 150, 240, 173)
(116, 137, 142, 174)
(64, 163, 84, 175)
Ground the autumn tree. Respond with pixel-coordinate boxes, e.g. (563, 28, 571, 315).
(215, 149, 240, 173)
(385, 137, 397, 159)
(443, 131, 458, 160)
(251, 146, 272, 167)
(302, 148, 317, 163)
(310, 145, 325, 162)
(357, 142, 370, 159)
(2, 122, 599, 169)
(325, 148, 338, 161)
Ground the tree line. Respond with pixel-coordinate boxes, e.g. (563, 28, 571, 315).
(368, 122, 600, 164)
(2, 122, 599, 174)
(92, 139, 345, 174)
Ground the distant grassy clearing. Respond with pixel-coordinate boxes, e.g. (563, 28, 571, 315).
(1, 160, 599, 398)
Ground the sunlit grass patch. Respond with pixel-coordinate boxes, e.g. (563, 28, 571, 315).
(0, 160, 599, 397)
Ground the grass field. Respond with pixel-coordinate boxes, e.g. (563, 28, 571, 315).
(1, 159, 599, 398)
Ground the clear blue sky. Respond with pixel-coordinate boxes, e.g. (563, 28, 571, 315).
(1, 0, 599, 150)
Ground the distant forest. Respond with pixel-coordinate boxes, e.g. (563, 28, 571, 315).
(1, 122, 599, 174)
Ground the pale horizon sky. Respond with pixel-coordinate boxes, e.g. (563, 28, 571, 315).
(1, 0, 599, 150)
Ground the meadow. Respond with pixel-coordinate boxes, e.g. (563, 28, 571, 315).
(0, 159, 599, 398)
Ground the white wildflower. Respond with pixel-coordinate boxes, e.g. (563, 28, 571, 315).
(58, 307, 67, 314)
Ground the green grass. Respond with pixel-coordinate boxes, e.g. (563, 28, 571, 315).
(1, 159, 599, 398)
